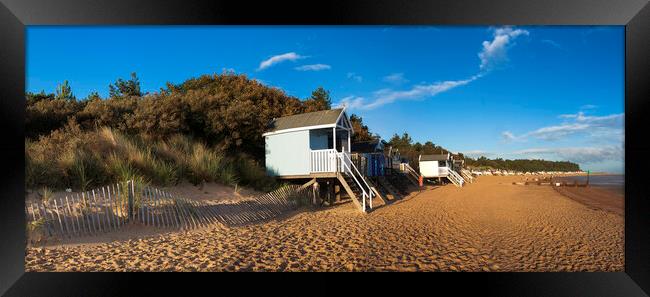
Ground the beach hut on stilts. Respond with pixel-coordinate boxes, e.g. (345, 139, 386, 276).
(418, 153, 466, 187)
(263, 108, 383, 212)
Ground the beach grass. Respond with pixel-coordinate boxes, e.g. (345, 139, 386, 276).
(25, 122, 277, 192)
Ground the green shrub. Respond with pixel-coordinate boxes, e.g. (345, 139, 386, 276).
(150, 159, 178, 186)
(234, 157, 277, 192)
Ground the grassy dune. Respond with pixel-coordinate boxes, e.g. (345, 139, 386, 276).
(26, 120, 277, 193)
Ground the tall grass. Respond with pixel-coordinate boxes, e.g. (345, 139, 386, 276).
(71, 151, 92, 191)
(234, 157, 277, 192)
(26, 126, 273, 192)
(106, 152, 144, 183)
(187, 143, 238, 186)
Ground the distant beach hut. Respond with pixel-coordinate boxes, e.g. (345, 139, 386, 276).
(418, 153, 465, 187)
(419, 153, 451, 178)
(351, 138, 385, 154)
(451, 158, 465, 172)
(351, 138, 388, 177)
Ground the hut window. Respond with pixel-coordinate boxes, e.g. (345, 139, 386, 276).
(439, 160, 447, 167)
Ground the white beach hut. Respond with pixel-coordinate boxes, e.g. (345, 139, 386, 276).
(418, 153, 451, 178)
(419, 153, 465, 187)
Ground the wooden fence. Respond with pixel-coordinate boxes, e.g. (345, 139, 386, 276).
(26, 181, 312, 239)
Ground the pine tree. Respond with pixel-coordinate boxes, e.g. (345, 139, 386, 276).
(303, 86, 331, 112)
(55, 80, 75, 101)
(109, 72, 142, 98)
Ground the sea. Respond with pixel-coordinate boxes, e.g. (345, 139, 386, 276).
(556, 175, 624, 189)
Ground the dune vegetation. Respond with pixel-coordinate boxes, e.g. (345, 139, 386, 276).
(26, 71, 578, 193)
(25, 72, 351, 192)
(26, 120, 276, 192)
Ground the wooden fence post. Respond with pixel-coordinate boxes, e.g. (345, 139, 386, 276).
(127, 180, 134, 221)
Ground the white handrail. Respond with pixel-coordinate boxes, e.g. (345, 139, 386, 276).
(339, 159, 367, 210)
(337, 152, 374, 210)
(343, 153, 373, 196)
(460, 169, 474, 183)
(403, 163, 421, 183)
(447, 169, 465, 187)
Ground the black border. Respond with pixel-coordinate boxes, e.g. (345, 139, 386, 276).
(1, 0, 649, 296)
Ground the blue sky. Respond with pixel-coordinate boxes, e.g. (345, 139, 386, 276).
(26, 26, 624, 173)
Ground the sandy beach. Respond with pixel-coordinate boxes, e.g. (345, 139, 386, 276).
(25, 175, 624, 272)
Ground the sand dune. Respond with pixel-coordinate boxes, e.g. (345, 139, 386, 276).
(25, 176, 624, 272)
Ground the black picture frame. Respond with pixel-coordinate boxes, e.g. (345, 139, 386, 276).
(1, 0, 648, 296)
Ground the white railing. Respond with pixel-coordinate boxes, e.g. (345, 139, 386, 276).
(438, 166, 449, 177)
(461, 169, 474, 183)
(447, 169, 465, 187)
(310, 149, 338, 173)
(402, 163, 421, 185)
(308, 149, 374, 211)
(337, 152, 374, 211)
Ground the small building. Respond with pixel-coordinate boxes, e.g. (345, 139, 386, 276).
(263, 108, 381, 212)
(263, 108, 353, 178)
(418, 153, 452, 178)
(351, 139, 387, 177)
(419, 153, 465, 187)
(351, 139, 385, 153)
(452, 158, 465, 171)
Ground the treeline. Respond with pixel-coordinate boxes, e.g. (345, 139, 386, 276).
(379, 132, 580, 173)
(27, 72, 342, 158)
(382, 132, 453, 170)
(26, 71, 373, 191)
(465, 156, 580, 172)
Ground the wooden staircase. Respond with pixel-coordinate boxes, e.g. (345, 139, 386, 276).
(337, 173, 366, 211)
(376, 176, 402, 201)
(364, 178, 387, 206)
(446, 169, 465, 187)
(336, 152, 375, 212)
(385, 173, 413, 194)
(402, 163, 421, 186)
(460, 169, 474, 183)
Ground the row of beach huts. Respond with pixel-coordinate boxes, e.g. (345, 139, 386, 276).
(262, 108, 585, 213)
(471, 170, 585, 176)
(262, 108, 478, 213)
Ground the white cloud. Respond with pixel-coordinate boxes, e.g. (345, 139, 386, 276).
(526, 123, 591, 140)
(580, 104, 598, 110)
(343, 26, 526, 110)
(347, 72, 363, 82)
(479, 27, 529, 71)
(462, 150, 495, 158)
(258, 52, 305, 71)
(335, 96, 366, 109)
(574, 112, 624, 127)
(501, 131, 517, 142)
(514, 146, 623, 164)
(383, 73, 409, 84)
(360, 74, 481, 109)
(558, 113, 579, 119)
(295, 64, 331, 71)
(503, 111, 624, 142)
(541, 39, 562, 50)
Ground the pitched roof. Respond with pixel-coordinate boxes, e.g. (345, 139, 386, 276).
(420, 154, 450, 161)
(351, 139, 384, 153)
(265, 108, 345, 134)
